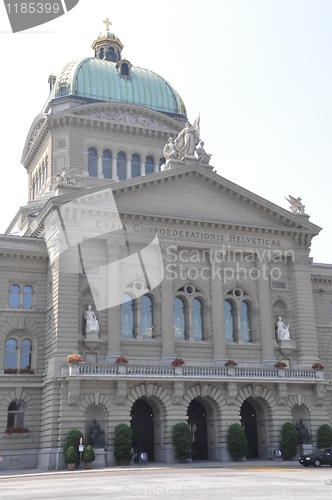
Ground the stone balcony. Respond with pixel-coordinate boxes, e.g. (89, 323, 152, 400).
(63, 363, 325, 383)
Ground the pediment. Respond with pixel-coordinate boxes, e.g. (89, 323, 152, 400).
(63, 102, 184, 133)
(110, 165, 321, 235)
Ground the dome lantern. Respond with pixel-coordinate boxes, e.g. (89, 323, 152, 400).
(91, 18, 124, 62)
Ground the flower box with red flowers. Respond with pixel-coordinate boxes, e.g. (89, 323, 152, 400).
(225, 360, 237, 367)
(67, 353, 83, 364)
(312, 362, 324, 370)
(4, 368, 18, 374)
(115, 356, 128, 364)
(5, 427, 29, 435)
(171, 358, 185, 367)
(274, 361, 287, 368)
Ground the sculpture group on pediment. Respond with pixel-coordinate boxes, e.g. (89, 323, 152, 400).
(56, 166, 83, 187)
(285, 195, 305, 214)
(163, 116, 212, 166)
(90, 109, 161, 128)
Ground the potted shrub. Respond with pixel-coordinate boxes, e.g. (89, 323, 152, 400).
(113, 424, 133, 465)
(312, 362, 324, 370)
(225, 360, 237, 367)
(279, 422, 298, 460)
(227, 423, 247, 460)
(274, 361, 287, 368)
(317, 424, 332, 448)
(65, 446, 78, 471)
(63, 428, 83, 466)
(83, 445, 95, 470)
(172, 422, 192, 462)
(115, 356, 128, 374)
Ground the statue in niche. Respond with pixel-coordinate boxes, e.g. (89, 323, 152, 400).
(196, 141, 212, 165)
(84, 305, 100, 334)
(90, 419, 104, 448)
(276, 317, 290, 341)
(295, 419, 311, 444)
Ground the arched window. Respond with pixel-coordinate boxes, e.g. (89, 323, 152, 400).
(121, 63, 129, 76)
(224, 300, 235, 342)
(99, 48, 104, 60)
(107, 47, 116, 62)
(159, 157, 166, 170)
(60, 85, 68, 96)
(5, 339, 17, 369)
(7, 402, 25, 430)
(145, 156, 154, 175)
(117, 152, 126, 181)
(121, 294, 134, 338)
(240, 302, 252, 342)
(131, 155, 140, 178)
(192, 298, 203, 340)
(23, 286, 32, 309)
(20, 339, 32, 369)
(174, 297, 186, 340)
(9, 285, 20, 308)
(140, 295, 153, 338)
(88, 148, 97, 177)
(102, 151, 112, 179)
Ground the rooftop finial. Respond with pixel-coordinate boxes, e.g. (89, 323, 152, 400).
(103, 17, 112, 35)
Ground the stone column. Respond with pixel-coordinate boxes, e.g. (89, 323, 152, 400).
(288, 257, 319, 367)
(97, 154, 103, 178)
(106, 242, 122, 361)
(210, 252, 227, 364)
(112, 156, 118, 181)
(187, 304, 194, 342)
(126, 158, 132, 180)
(160, 248, 175, 364)
(256, 256, 275, 365)
(140, 159, 146, 176)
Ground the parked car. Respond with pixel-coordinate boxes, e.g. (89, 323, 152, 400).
(299, 448, 332, 467)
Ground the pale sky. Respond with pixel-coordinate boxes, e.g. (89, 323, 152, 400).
(0, 0, 331, 263)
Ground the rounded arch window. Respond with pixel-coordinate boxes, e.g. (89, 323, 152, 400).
(131, 155, 140, 178)
(240, 301, 252, 342)
(174, 297, 186, 340)
(7, 401, 25, 430)
(224, 300, 235, 342)
(106, 47, 116, 62)
(192, 298, 203, 340)
(88, 148, 97, 177)
(140, 295, 153, 338)
(9, 285, 20, 308)
(59, 85, 68, 96)
(20, 339, 32, 369)
(23, 286, 32, 309)
(121, 293, 134, 338)
(117, 152, 126, 181)
(102, 151, 112, 179)
(5, 339, 17, 369)
(145, 156, 154, 175)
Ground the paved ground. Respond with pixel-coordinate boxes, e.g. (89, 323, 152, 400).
(1, 461, 332, 499)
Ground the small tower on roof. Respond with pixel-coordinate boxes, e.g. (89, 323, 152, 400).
(92, 18, 124, 62)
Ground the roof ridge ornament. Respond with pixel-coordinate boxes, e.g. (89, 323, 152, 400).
(285, 195, 306, 215)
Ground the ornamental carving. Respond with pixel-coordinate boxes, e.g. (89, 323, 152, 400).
(29, 117, 47, 150)
(87, 109, 168, 129)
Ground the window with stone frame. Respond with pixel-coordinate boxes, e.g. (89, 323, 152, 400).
(224, 288, 253, 343)
(7, 402, 25, 430)
(174, 285, 205, 341)
(5, 338, 33, 371)
(9, 284, 33, 309)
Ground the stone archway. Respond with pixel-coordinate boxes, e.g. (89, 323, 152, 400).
(187, 399, 208, 460)
(240, 400, 258, 459)
(131, 399, 154, 462)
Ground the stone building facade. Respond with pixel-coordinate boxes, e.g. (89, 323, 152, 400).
(0, 25, 331, 470)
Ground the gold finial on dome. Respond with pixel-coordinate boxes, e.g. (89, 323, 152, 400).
(103, 17, 112, 35)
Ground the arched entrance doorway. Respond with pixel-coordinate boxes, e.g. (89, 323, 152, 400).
(240, 400, 258, 459)
(187, 399, 208, 460)
(131, 399, 154, 462)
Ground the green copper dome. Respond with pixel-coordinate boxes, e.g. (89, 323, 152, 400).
(44, 57, 187, 117)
